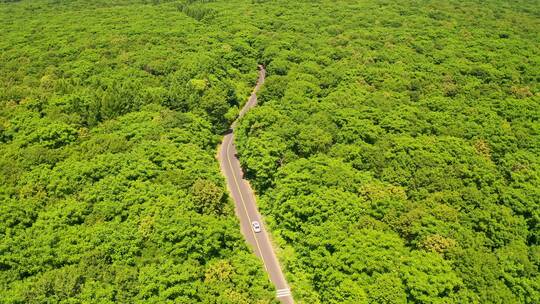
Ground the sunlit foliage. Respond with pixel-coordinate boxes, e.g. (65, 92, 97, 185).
(1, 0, 539, 303)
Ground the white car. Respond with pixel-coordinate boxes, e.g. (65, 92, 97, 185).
(252, 221, 261, 233)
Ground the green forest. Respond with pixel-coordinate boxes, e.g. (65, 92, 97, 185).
(1, 0, 539, 303)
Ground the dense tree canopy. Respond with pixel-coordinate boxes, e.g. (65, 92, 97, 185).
(1, 0, 539, 303)
(229, 0, 539, 303)
(0, 0, 273, 303)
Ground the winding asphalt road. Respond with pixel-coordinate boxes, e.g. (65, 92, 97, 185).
(218, 66, 294, 304)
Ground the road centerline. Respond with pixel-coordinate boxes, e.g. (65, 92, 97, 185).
(225, 136, 268, 272)
(219, 65, 294, 303)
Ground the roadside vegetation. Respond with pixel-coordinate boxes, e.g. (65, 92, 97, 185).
(1, 0, 539, 303)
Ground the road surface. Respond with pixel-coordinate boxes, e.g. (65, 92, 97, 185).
(218, 66, 294, 304)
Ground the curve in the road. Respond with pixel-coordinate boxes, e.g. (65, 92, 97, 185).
(218, 65, 294, 304)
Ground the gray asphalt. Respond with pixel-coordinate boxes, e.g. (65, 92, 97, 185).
(218, 66, 294, 304)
